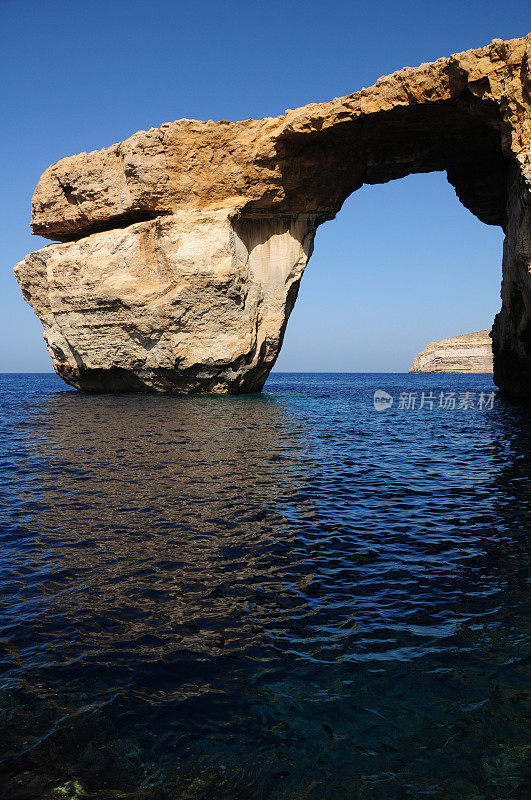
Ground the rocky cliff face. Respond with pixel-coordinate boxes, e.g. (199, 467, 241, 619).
(16, 212, 317, 392)
(409, 330, 494, 373)
(14, 34, 531, 397)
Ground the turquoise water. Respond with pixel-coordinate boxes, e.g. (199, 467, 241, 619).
(0, 373, 529, 799)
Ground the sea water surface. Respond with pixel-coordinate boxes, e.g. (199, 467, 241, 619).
(0, 373, 529, 800)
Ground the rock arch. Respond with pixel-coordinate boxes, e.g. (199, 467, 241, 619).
(15, 35, 531, 398)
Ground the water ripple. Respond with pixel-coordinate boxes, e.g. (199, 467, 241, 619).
(0, 373, 529, 799)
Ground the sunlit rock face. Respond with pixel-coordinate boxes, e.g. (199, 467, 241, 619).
(15, 212, 318, 392)
(15, 34, 531, 397)
(409, 330, 494, 373)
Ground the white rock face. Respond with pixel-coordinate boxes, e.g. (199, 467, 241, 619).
(409, 331, 494, 373)
(14, 211, 319, 392)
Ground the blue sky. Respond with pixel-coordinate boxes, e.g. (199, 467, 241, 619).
(1, 0, 529, 372)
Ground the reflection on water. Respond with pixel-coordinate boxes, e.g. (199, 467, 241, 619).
(0, 374, 529, 799)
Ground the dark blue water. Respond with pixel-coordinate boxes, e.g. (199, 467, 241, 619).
(0, 373, 529, 800)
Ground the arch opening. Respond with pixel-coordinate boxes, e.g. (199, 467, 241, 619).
(271, 172, 505, 374)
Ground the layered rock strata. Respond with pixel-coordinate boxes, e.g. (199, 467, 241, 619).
(14, 34, 531, 397)
(409, 330, 494, 373)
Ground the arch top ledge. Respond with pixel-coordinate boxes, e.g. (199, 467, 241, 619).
(14, 33, 531, 399)
(30, 33, 531, 241)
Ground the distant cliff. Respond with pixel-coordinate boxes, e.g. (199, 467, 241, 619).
(409, 331, 493, 373)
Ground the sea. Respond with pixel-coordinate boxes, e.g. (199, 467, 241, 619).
(0, 373, 529, 800)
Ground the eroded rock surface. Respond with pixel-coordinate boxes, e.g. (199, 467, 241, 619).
(15, 34, 531, 396)
(409, 330, 494, 373)
(15, 212, 317, 392)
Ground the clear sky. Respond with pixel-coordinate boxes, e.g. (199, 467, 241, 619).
(1, 0, 529, 372)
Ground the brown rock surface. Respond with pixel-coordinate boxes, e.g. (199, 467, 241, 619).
(409, 330, 494, 373)
(15, 34, 531, 396)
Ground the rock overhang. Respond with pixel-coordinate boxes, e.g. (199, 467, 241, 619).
(32, 35, 531, 242)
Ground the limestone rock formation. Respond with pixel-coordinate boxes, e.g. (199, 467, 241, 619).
(14, 34, 531, 397)
(15, 212, 316, 392)
(409, 330, 494, 373)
